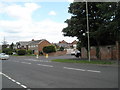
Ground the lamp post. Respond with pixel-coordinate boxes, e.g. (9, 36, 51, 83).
(85, 0, 90, 62)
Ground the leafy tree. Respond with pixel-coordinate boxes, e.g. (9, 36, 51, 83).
(10, 43, 14, 50)
(62, 2, 120, 48)
(43, 45, 56, 53)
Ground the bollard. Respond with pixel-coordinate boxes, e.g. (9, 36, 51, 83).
(36, 54, 39, 59)
(46, 54, 48, 58)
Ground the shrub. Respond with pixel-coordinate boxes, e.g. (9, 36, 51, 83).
(27, 50, 32, 55)
(2, 48, 12, 55)
(43, 45, 56, 53)
(59, 46, 64, 51)
(17, 49, 26, 55)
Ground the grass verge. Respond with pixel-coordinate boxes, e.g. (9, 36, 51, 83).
(51, 59, 116, 64)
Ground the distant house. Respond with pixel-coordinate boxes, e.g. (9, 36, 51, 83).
(56, 40, 78, 49)
(28, 39, 51, 55)
(16, 41, 31, 50)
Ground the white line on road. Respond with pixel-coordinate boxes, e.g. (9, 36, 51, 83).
(0, 72, 28, 88)
(21, 62, 31, 64)
(87, 70, 101, 73)
(63, 67, 101, 73)
(37, 64, 53, 67)
(63, 67, 86, 71)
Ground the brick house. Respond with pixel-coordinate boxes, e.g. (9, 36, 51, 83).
(56, 40, 78, 49)
(28, 39, 51, 55)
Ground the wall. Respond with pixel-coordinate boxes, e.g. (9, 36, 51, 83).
(45, 50, 67, 56)
(81, 43, 120, 60)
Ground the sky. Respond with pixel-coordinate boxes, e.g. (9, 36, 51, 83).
(0, 0, 77, 45)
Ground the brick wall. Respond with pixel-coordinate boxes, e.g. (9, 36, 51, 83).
(81, 43, 120, 60)
(44, 50, 67, 56)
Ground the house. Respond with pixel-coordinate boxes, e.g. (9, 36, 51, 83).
(56, 40, 78, 49)
(28, 39, 51, 55)
(16, 41, 31, 50)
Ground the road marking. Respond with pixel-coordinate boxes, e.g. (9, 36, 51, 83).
(63, 67, 86, 71)
(87, 70, 101, 73)
(63, 67, 101, 73)
(0, 72, 28, 88)
(24, 59, 51, 62)
(37, 64, 53, 67)
(21, 62, 31, 64)
(13, 61, 19, 63)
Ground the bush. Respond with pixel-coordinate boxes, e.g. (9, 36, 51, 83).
(27, 50, 32, 55)
(17, 49, 26, 55)
(2, 48, 12, 55)
(43, 45, 56, 53)
(59, 46, 64, 51)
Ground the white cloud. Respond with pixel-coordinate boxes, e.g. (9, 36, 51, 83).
(48, 11, 57, 16)
(0, 3, 41, 21)
(0, 2, 77, 44)
(67, 0, 74, 3)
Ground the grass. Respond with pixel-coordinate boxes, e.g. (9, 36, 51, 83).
(51, 59, 116, 65)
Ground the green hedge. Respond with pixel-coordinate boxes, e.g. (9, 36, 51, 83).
(43, 45, 56, 53)
(17, 49, 26, 55)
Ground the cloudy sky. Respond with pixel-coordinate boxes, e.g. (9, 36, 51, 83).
(0, 0, 77, 45)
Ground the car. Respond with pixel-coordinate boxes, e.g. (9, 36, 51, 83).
(0, 53, 9, 60)
(71, 50, 81, 58)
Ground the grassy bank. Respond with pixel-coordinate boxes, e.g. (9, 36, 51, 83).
(51, 59, 116, 64)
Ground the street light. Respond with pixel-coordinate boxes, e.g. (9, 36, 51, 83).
(84, 0, 91, 62)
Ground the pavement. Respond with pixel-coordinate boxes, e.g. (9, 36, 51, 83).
(1, 55, 119, 89)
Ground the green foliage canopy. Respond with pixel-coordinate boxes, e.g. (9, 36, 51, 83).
(62, 2, 120, 48)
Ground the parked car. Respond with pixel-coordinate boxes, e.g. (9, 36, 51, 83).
(71, 50, 81, 58)
(0, 53, 9, 60)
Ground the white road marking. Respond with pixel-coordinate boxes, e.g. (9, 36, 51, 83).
(37, 64, 53, 67)
(13, 61, 19, 63)
(87, 70, 101, 73)
(0, 72, 28, 88)
(64, 67, 86, 71)
(24, 59, 51, 62)
(21, 62, 31, 64)
(63, 67, 101, 73)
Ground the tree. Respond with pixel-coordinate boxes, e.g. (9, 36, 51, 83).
(62, 2, 120, 48)
(43, 45, 56, 53)
(10, 43, 14, 50)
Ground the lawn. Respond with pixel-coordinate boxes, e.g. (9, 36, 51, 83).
(51, 59, 116, 64)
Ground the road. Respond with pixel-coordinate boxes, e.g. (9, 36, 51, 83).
(1, 55, 118, 89)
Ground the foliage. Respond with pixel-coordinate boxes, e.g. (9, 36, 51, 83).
(76, 42, 81, 51)
(9, 43, 14, 50)
(26, 49, 32, 55)
(62, 2, 120, 49)
(96, 46, 100, 59)
(17, 49, 26, 55)
(2, 48, 13, 55)
(43, 45, 56, 53)
(59, 46, 64, 51)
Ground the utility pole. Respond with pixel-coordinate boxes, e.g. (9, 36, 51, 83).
(85, 1, 91, 62)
